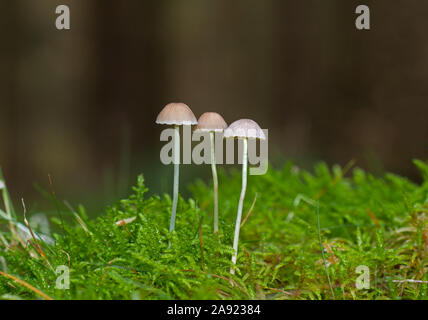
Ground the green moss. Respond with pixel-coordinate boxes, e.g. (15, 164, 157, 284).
(1, 160, 428, 300)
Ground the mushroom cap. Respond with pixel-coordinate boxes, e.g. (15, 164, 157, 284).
(195, 112, 228, 132)
(224, 119, 266, 140)
(156, 102, 198, 125)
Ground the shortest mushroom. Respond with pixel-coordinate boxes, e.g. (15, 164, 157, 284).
(156, 102, 198, 232)
(195, 112, 228, 234)
(224, 119, 265, 274)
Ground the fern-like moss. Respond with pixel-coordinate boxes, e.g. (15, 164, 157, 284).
(1, 161, 428, 299)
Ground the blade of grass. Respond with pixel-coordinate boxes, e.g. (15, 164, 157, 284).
(241, 193, 257, 228)
(0, 270, 53, 300)
(21, 199, 53, 270)
(47, 174, 66, 237)
(0, 168, 19, 239)
(316, 200, 335, 299)
(199, 216, 206, 273)
(0, 168, 16, 219)
(64, 200, 91, 235)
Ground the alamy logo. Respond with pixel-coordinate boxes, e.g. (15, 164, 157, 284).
(55, 5, 70, 30)
(55, 265, 70, 290)
(355, 5, 370, 30)
(355, 265, 370, 289)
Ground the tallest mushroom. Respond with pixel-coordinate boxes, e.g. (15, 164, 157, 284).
(195, 112, 228, 234)
(156, 102, 198, 232)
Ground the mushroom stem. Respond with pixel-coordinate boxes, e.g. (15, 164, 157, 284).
(170, 124, 180, 232)
(210, 132, 219, 234)
(230, 137, 248, 274)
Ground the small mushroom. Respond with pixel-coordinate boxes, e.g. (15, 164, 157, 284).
(195, 112, 228, 234)
(156, 102, 198, 232)
(224, 119, 265, 273)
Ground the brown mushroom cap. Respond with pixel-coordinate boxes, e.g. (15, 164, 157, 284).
(156, 102, 198, 125)
(195, 112, 228, 132)
(224, 119, 266, 140)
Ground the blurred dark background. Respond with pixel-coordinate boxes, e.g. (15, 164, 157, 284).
(1, 0, 427, 213)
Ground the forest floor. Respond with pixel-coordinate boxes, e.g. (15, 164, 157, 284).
(1, 160, 428, 300)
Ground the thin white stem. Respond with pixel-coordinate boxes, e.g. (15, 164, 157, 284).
(210, 132, 219, 234)
(392, 280, 428, 284)
(231, 138, 247, 274)
(169, 125, 180, 232)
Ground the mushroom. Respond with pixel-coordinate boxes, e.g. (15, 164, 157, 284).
(195, 112, 228, 234)
(223, 119, 265, 273)
(156, 102, 198, 232)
